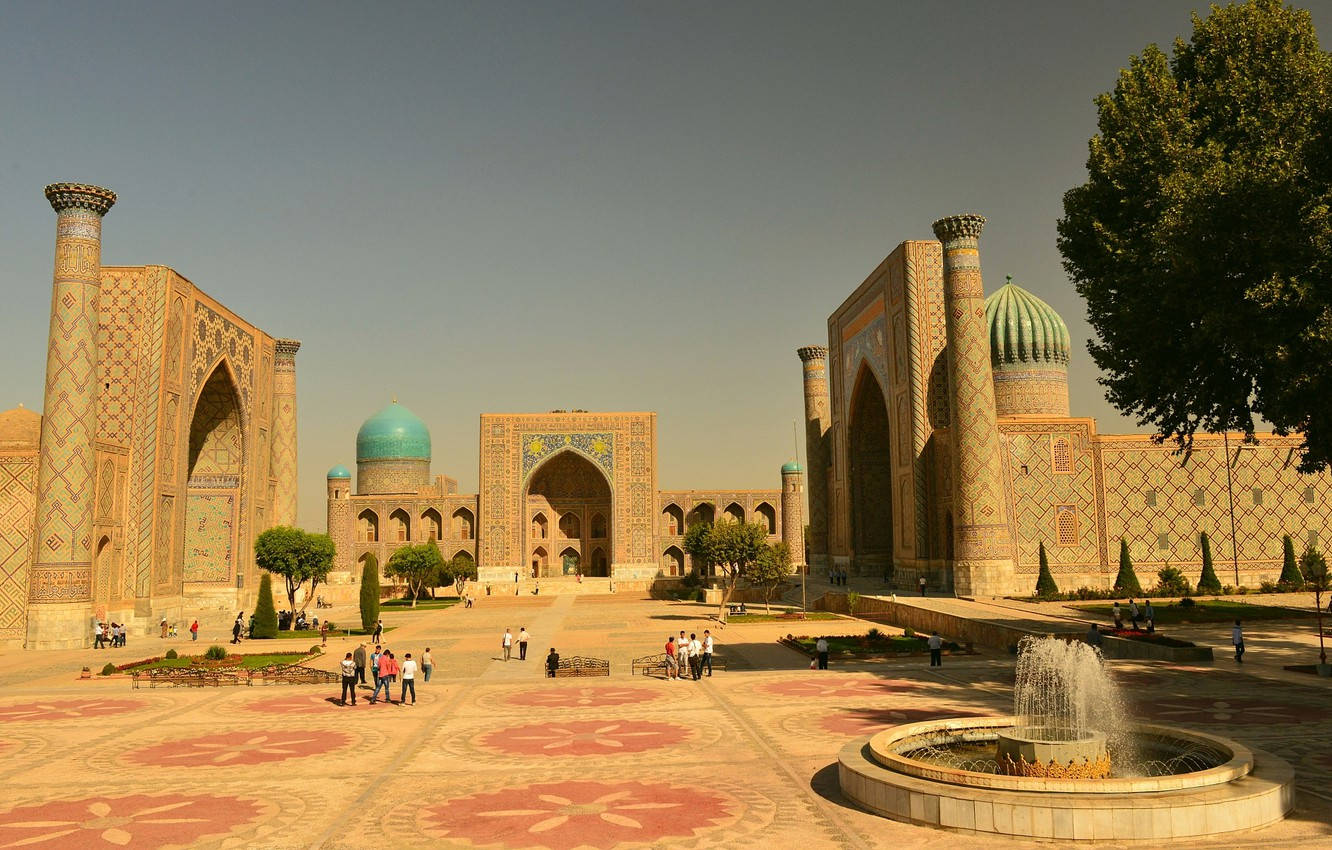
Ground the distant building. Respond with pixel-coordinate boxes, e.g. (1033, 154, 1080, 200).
(802, 214, 1332, 594)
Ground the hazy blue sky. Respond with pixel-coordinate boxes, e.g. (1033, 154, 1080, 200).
(4, 1, 1329, 530)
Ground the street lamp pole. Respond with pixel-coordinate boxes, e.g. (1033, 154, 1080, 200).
(1223, 431, 1239, 586)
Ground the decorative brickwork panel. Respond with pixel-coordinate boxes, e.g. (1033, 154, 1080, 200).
(184, 492, 235, 583)
(1002, 423, 1102, 576)
(129, 270, 168, 598)
(0, 457, 36, 639)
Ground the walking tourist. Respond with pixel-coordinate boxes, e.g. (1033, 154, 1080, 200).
(371, 652, 395, 704)
(113, 622, 123, 647)
(502, 628, 513, 662)
(701, 629, 714, 677)
(1112, 602, 1123, 630)
(372, 620, 383, 642)
(665, 636, 679, 681)
(1233, 620, 1245, 663)
(519, 627, 529, 661)
(421, 647, 434, 682)
(918, 575, 927, 596)
(189, 619, 199, 641)
(353, 643, 368, 684)
(1145, 599, 1156, 629)
(371, 645, 382, 688)
(546, 647, 560, 677)
(231, 613, 243, 644)
(928, 631, 943, 667)
(339, 652, 357, 705)
(400, 652, 417, 705)
(160, 616, 168, 638)
(94, 621, 105, 649)
(689, 633, 703, 680)
(1129, 599, 1140, 629)
(816, 636, 829, 670)
(319, 620, 328, 647)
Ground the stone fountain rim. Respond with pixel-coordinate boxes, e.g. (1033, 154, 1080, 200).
(869, 715, 1251, 794)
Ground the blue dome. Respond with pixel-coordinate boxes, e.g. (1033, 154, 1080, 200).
(356, 401, 431, 461)
(782, 460, 802, 474)
(326, 464, 351, 479)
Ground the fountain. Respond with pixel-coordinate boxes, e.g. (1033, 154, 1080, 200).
(837, 636, 1293, 840)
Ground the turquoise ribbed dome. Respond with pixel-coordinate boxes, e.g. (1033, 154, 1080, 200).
(985, 279, 1071, 366)
(356, 401, 431, 461)
(326, 464, 351, 479)
(782, 460, 802, 473)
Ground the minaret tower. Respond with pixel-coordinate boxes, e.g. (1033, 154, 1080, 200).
(271, 339, 301, 526)
(27, 182, 116, 649)
(930, 214, 1016, 596)
(780, 461, 806, 569)
(326, 465, 352, 574)
(796, 345, 830, 571)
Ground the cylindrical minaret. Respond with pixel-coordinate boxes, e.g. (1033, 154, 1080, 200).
(780, 461, 806, 569)
(931, 214, 1016, 596)
(27, 182, 116, 649)
(796, 345, 830, 571)
(271, 339, 301, 526)
(326, 465, 352, 574)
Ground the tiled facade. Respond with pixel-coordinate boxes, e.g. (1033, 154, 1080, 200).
(1, 184, 293, 648)
(328, 411, 796, 589)
(808, 215, 1332, 594)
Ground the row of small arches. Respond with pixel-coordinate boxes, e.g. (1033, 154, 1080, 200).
(357, 507, 474, 543)
(530, 512, 606, 540)
(661, 501, 776, 536)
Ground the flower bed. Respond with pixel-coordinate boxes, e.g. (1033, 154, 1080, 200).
(116, 651, 313, 673)
(781, 633, 967, 658)
(1104, 629, 1197, 648)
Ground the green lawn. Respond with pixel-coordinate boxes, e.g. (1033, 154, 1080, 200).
(124, 651, 310, 672)
(728, 611, 842, 623)
(381, 598, 460, 610)
(1072, 599, 1310, 624)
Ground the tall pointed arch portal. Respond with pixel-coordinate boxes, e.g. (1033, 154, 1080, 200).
(848, 364, 892, 573)
(525, 450, 612, 577)
(183, 361, 244, 590)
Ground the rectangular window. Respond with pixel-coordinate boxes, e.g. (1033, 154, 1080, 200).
(1157, 532, 1170, 550)
(1052, 438, 1073, 474)
(1306, 487, 1317, 504)
(1193, 488, 1206, 507)
(1252, 487, 1263, 506)
(1310, 531, 1321, 548)
(1055, 505, 1078, 545)
(1020, 464, 1029, 476)
(1145, 489, 1157, 507)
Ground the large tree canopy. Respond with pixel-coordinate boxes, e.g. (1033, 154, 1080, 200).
(1058, 0, 1332, 471)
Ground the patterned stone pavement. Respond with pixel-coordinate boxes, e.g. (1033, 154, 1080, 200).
(1, 594, 1330, 849)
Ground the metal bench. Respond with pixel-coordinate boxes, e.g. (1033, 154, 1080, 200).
(631, 653, 726, 677)
(247, 662, 340, 686)
(131, 666, 245, 689)
(553, 656, 610, 677)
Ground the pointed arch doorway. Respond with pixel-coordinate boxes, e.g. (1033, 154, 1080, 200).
(183, 361, 244, 588)
(525, 450, 612, 578)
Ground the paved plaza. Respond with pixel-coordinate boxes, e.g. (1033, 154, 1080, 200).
(1, 591, 1331, 849)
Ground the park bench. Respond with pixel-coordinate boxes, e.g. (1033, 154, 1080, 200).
(553, 656, 610, 677)
(727, 603, 749, 616)
(131, 666, 245, 689)
(247, 662, 340, 686)
(630, 652, 727, 677)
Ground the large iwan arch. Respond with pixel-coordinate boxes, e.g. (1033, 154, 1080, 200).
(183, 360, 244, 588)
(848, 363, 892, 571)
(525, 449, 612, 578)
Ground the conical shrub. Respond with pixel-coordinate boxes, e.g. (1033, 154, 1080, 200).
(1114, 538, 1142, 595)
(1035, 542, 1059, 598)
(1279, 534, 1304, 588)
(251, 573, 278, 639)
(360, 558, 380, 631)
(1197, 532, 1222, 594)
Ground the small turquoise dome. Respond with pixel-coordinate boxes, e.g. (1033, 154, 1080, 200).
(985, 279, 1071, 366)
(782, 460, 802, 474)
(326, 464, 351, 479)
(356, 401, 431, 461)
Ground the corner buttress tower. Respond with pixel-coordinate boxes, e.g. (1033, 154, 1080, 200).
(797, 345, 830, 572)
(931, 214, 1015, 596)
(271, 339, 301, 526)
(781, 461, 806, 569)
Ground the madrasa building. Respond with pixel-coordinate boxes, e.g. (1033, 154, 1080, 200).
(1, 184, 297, 649)
(799, 213, 1332, 596)
(324, 407, 802, 592)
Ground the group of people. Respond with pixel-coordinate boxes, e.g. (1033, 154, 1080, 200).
(501, 627, 531, 661)
(828, 567, 850, 586)
(1112, 599, 1155, 632)
(338, 642, 434, 706)
(93, 621, 127, 648)
(663, 629, 714, 680)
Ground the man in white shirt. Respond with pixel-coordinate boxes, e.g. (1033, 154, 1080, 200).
(94, 621, 104, 649)
(816, 637, 829, 669)
(400, 652, 418, 705)
(339, 652, 358, 706)
(519, 627, 530, 661)
(502, 628, 513, 662)
(701, 630, 715, 677)
(688, 633, 703, 680)
(927, 631, 944, 667)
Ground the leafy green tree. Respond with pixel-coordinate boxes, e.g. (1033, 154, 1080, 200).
(1035, 542, 1059, 599)
(1300, 545, 1331, 663)
(681, 522, 713, 582)
(1058, 0, 1332, 472)
(1154, 565, 1192, 597)
(709, 520, 771, 620)
(1114, 538, 1142, 595)
(1197, 532, 1223, 594)
(254, 526, 336, 627)
(439, 555, 478, 597)
(1280, 534, 1305, 587)
(748, 542, 792, 612)
(384, 543, 445, 607)
(846, 590, 860, 617)
(251, 572, 279, 639)
(359, 557, 380, 631)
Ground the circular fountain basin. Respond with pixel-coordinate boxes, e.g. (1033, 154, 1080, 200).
(995, 727, 1109, 778)
(839, 716, 1294, 840)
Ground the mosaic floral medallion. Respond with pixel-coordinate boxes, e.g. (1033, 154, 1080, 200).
(243, 694, 341, 715)
(420, 780, 737, 850)
(1137, 697, 1313, 725)
(757, 676, 917, 699)
(0, 699, 145, 722)
(0, 793, 263, 848)
(504, 686, 661, 709)
(126, 729, 350, 767)
(481, 719, 687, 756)
(818, 707, 986, 737)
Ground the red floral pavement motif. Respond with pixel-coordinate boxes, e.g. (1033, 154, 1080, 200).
(127, 729, 350, 767)
(0, 793, 262, 848)
(819, 707, 986, 737)
(1136, 697, 1313, 725)
(0, 699, 145, 722)
(244, 694, 339, 715)
(504, 686, 661, 709)
(758, 676, 917, 699)
(421, 780, 736, 850)
(481, 719, 687, 756)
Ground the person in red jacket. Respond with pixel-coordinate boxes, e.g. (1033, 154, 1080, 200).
(189, 620, 199, 641)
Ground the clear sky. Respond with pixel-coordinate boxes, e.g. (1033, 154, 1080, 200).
(3, 1, 1329, 531)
